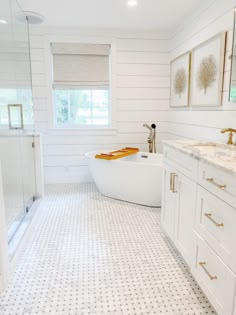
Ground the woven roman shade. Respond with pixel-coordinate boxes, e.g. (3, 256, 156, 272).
(51, 43, 110, 89)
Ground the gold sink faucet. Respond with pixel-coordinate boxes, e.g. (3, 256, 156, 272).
(221, 128, 236, 145)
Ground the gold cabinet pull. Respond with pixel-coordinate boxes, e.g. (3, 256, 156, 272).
(172, 173, 177, 193)
(199, 262, 217, 280)
(170, 172, 173, 191)
(170, 173, 177, 193)
(204, 213, 224, 227)
(206, 178, 226, 189)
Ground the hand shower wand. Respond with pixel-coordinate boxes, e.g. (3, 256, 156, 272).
(143, 123, 156, 153)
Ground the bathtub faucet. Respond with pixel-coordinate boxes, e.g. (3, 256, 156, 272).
(143, 123, 156, 153)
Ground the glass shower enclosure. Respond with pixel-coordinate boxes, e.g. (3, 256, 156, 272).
(0, 0, 37, 242)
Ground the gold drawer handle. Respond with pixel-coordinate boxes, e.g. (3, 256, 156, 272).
(204, 213, 224, 227)
(170, 172, 173, 191)
(206, 178, 226, 189)
(199, 261, 217, 280)
(170, 173, 177, 193)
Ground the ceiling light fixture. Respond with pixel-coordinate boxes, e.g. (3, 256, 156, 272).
(0, 19, 7, 24)
(127, 0, 138, 8)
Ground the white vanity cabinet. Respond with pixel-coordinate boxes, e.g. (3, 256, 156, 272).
(162, 142, 236, 315)
(175, 172, 197, 268)
(161, 163, 178, 240)
(194, 236, 235, 315)
(162, 146, 198, 268)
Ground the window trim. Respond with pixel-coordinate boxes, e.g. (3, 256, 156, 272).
(44, 34, 117, 131)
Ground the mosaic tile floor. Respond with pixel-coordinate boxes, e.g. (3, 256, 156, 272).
(0, 184, 216, 315)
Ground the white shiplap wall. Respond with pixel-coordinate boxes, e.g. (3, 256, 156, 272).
(168, 0, 236, 141)
(30, 28, 170, 184)
(31, 0, 236, 185)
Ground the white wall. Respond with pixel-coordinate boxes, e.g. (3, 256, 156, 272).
(30, 27, 170, 184)
(30, 0, 236, 185)
(168, 0, 236, 141)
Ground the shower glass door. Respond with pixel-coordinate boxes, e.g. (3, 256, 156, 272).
(21, 135, 36, 212)
(0, 0, 36, 242)
(0, 135, 37, 242)
(0, 136, 25, 238)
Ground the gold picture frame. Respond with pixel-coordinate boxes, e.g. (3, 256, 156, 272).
(190, 32, 226, 107)
(170, 51, 191, 107)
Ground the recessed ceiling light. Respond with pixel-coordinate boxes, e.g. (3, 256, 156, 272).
(0, 19, 7, 24)
(127, 0, 138, 8)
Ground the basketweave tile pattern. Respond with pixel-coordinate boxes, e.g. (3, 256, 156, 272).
(0, 183, 216, 315)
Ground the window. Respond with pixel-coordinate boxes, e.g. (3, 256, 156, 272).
(51, 43, 111, 128)
(230, 86, 236, 101)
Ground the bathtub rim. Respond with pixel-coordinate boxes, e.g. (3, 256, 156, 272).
(85, 150, 163, 166)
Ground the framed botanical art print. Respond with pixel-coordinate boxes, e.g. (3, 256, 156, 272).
(170, 52, 191, 107)
(190, 32, 226, 106)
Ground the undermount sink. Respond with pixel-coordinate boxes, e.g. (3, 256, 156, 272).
(184, 143, 216, 150)
(183, 142, 236, 161)
(184, 143, 217, 152)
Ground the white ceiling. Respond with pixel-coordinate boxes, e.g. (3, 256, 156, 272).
(18, 0, 205, 31)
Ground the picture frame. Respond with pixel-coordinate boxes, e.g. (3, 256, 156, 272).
(190, 32, 226, 107)
(170, 51, 191, 107)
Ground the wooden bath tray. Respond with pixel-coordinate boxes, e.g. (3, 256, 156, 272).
(95, 147, 139, 160)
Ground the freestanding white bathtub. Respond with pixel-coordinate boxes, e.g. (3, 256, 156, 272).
(85, 151, 163, 207)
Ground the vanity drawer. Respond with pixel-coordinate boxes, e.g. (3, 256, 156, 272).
(164, 146, 198, 180)
(196, 187, 236, 273)
(195, 237, 236, 315)
(198, 162, 236, 206)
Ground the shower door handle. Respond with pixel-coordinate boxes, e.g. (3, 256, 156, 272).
(8, 104, 24, 129)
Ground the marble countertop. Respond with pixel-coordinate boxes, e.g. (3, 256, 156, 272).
(162, 140, 236, 176)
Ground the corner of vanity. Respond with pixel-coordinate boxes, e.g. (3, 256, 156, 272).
(161, 140, 236, 315)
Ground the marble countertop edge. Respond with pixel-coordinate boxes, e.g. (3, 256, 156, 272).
(162, 140, 236, 176)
